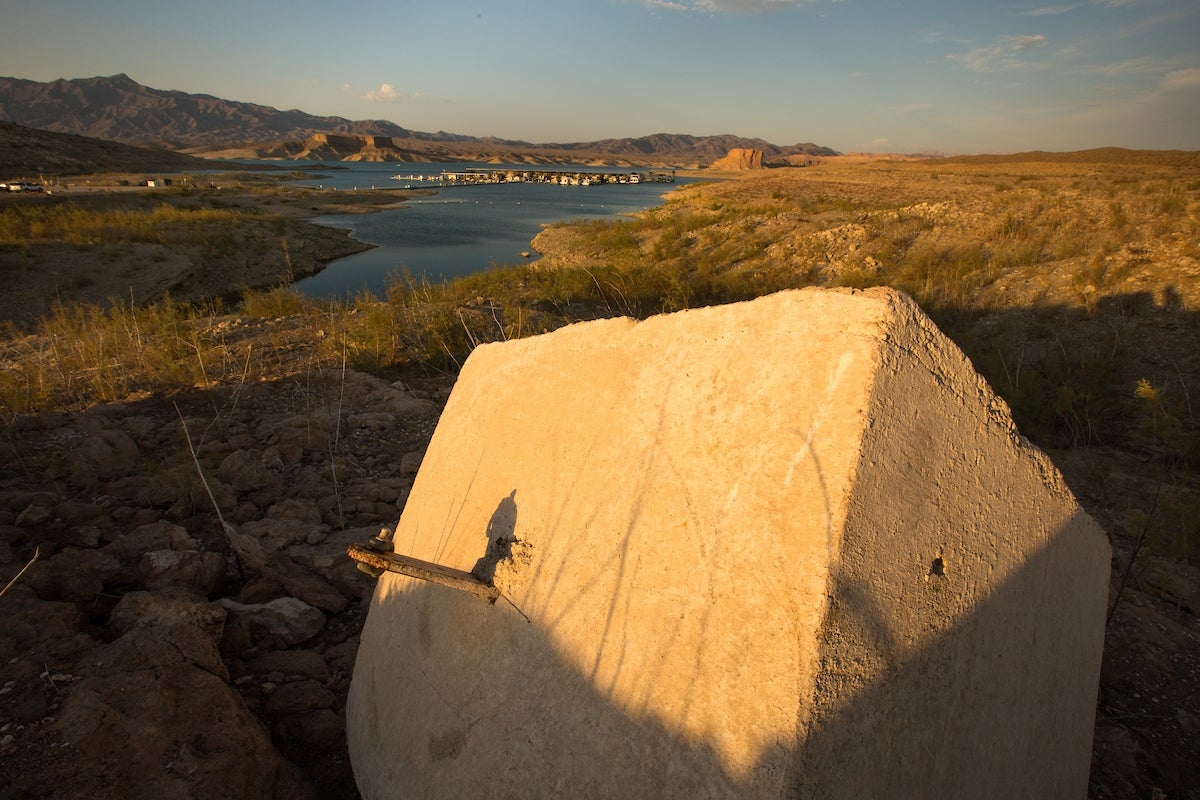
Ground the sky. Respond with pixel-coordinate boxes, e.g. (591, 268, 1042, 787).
(1, 0, 1197, 154)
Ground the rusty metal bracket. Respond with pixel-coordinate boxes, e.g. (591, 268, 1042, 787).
(347, 543, 501, 602)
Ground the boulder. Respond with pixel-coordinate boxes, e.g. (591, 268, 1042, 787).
(276, 708, 345, 752)
(246, 650, 330, 682)
(136, 549, 227, 595)
(347, 288, 1111, 800)
(219, 596, 325, 648)
(51, 500, 106, 528)
(66, 428, 139, 490)
(6, 591, 259, 798)
(49, 658, 311, 799)
(267, 498, 324, 525)
(0, 586, 95, 666)
(338, 370, 440, 418)
(99, 594, 229, 681)
(263, 679, 336, 716)
(240, 518, 319, 550)
(104, 520, 198, 568)
(225, 523, 348, 613)
(109, 590, 227, 642)
(217, 449, 280, 494)
(25, 547, 121, 602)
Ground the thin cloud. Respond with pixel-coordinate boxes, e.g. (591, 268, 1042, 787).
(918, 29, 971, 46)
(644, 0, 817, 12)
(1131, 66, 1200, 110)
(1002, 34, 1047, 51)
(1160, 67, 1200, 92)
(1021, 3, 1086, 16)
(1023, 0, 1138, 14)
(363, 83, 406, 103)
(1083, 57, 1159, 76)
(949, 34, 1048, 73)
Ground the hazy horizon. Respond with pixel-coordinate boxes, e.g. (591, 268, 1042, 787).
(2, 0, 1197, 155)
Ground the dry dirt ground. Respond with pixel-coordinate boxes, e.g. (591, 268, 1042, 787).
(1, 155, 1198, 798)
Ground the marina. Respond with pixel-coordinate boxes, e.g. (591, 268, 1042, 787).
(392, 167, 675, 188)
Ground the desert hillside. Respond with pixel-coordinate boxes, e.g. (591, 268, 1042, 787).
(0, 120, 242, 177)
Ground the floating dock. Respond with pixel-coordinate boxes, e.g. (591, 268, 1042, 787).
(391, 168, 675, 188)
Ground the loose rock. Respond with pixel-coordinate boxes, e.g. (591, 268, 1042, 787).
(218, 596, 326, 648)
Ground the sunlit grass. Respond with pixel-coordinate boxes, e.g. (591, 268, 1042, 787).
(0, 203, 257, 247)
(0, 297, 224, 413)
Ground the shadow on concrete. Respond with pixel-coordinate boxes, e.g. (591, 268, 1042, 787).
(470, 490, 518, 584)
(352, 508, 1105, 799)
(789, 514, 1105, 798)
(912, 290, 1200, 798)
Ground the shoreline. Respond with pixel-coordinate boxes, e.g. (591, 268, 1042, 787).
(0, 160, 704, 328)
(0, 177, 409, 329)
(290, 171, 693, 299)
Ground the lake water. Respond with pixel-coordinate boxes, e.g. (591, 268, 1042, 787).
(272, 161, 687, 300)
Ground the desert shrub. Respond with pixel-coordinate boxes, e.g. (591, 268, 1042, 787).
(0, 204, 257, 247)
(996, 213, 1027, 239)
(1155, 186, 1188, 218)
(0, 297, 222, 412)
(241, 286, 311, 318)
(324, 292, 406, 371)
(887, 242, 994, 309)
(1053, 225, 1090, 260)
(991, 241, 1044, 271)
(1108, 202, 1130, 236)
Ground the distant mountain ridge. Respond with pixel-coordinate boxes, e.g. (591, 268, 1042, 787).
(0, 120, 242, 177)
(0, 74, 411, 148)
(0, 74, 838, 166)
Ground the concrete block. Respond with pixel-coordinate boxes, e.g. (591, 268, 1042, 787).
(348, 287, 1110, 799)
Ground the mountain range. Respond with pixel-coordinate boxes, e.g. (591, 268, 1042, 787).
(0, 74, 838, 166)
(0, 119, 242, 177)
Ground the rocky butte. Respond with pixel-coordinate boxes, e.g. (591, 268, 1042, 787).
(709, 147, 764, 170)
(347, 287, 1111, 799)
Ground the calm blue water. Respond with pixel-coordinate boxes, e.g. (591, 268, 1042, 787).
(262, 161, 685, 300)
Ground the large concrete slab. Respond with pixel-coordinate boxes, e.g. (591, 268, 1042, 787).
(347, 287, 1110, 799)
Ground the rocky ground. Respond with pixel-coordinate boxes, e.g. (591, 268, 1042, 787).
(0, 359, 453, 799)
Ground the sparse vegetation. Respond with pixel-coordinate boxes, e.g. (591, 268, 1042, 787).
(0, 203, 257, 247)
(0, 296, 223, 413)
